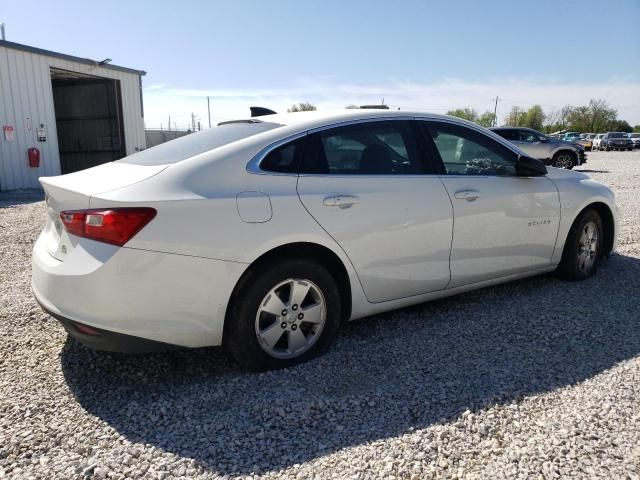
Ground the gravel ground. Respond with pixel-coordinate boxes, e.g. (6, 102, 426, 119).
(1, 151, 639, 480)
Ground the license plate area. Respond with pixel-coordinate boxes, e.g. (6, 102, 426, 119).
(44, 207, 72, 261)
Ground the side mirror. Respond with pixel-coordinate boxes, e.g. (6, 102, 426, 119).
(539, 137, 549, 143)
(517, 155, 547, 176)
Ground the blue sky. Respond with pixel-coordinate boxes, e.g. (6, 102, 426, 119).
(3, 0, 640, 128)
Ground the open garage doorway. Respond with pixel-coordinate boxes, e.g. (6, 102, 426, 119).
(50, 68, 126, 174)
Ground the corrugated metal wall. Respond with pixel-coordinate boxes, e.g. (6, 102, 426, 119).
(0, 44, 145, 191)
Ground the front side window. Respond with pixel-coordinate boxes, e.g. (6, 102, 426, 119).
(494, 129, 517, 141)
(300, 121, 424, 175)
(423, 121, 518, 176)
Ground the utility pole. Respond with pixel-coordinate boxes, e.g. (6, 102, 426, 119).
(492, 96, 500, 127)
(191, 112, 197, 132)
(168, 116, 171, 131)
(207, 97, 212, 128)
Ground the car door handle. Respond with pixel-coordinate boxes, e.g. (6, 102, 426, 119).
(323, 195, 360, 209)
(453, 190, 481, 201)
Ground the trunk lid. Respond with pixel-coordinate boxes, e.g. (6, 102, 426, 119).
(39, 162, 167, 261)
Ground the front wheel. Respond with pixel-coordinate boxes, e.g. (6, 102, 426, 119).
(552, 151, 575, 169)
(557, 209, 603, 281)
(224, 259, 341, 370)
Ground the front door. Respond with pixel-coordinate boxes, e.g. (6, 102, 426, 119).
(296, 120, 453, 303)
(420, 120, 560, 287)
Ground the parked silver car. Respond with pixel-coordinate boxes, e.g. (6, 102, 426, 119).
(490, 127, 586, 169)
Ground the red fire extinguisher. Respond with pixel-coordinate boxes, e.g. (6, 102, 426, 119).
(28, 147, 40, 168)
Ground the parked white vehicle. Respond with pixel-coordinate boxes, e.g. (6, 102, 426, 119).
(32, 110, 618, 370)
(592, 134, 605, 151)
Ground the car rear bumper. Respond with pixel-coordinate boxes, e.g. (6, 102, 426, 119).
(37, 299, 179, 352)
(31, 232, 247, 349)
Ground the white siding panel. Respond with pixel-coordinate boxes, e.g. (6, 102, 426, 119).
(0, 44, 145, 191)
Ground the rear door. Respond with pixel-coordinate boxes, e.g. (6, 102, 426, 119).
(296, 119, 453, 303)
(419, 120, 560, 287)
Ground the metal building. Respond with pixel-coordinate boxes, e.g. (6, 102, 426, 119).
(0, 40, 146, 191)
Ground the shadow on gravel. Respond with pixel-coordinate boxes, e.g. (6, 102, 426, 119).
(61, 253, 640, 476)
(576, 169, 610, 174)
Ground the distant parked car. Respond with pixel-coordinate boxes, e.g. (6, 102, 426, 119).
(601, 132, 633, 151)
(563, 132, 582, 142)
(577, 135, 593, 151)
(592, 134, 605, 151)
(628, 133, 640, 149)
(491, 127, 586, 169)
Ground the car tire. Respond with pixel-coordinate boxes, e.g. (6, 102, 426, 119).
(224, 259, 341, 371)
(552, 151, 575, 169)
(557, 209, 603, 281)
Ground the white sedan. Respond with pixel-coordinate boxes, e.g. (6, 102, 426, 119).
(32, 110, 618, 370)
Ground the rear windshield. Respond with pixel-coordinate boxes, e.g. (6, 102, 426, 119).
(608, 132, 626, 138)
(119, 122, 281, 166)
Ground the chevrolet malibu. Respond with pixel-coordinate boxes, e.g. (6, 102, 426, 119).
(32, 110, 617, 370)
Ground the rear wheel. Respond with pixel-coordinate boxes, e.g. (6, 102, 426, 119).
(224, 259, 341, 371)
(552, 151, 575, 169)
(557, 209, 603, 280)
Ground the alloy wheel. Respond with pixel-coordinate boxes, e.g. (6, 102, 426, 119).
(555, 154, 573, 169)
(577, 221, 599, 274)
(255, 278, 327, 359)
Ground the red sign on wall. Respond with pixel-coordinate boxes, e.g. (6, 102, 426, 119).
(3, 125, 14, 142)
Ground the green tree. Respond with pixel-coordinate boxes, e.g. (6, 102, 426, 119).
(564, 99, 617, 132)
(566, 106, 591, 132)
(446, 108, 478, 122)
(610, 120, 633, 133)
(544, 105, 574, 133)
(288, 102, 317, 112)
(587, 99, 617, 133)
(477, 111, 496, 127)
(523, 105, 546, 131)
(504, 106, 526, 127)
(633, 125, 640, 133)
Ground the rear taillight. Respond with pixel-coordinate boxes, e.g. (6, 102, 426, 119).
(60, 208, 157, 246)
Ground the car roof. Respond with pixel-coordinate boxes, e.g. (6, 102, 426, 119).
(225, 109, 472, 132)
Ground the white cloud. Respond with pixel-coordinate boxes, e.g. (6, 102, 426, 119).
(142, 77, 640, 130)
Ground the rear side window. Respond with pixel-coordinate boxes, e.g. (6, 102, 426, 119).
(260, 138, 304, 173)
(423, 121, 518, 176)
(516, 130, 544, 143)
(494, 129, 517, 141)
(300, 121, 425, 175)
(119, 122, 281, 166)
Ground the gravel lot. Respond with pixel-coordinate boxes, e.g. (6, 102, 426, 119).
(1, 151, 639, 480)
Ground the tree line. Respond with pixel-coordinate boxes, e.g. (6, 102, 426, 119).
(447, 99, 637, 133)
(286, 100, 639, 133)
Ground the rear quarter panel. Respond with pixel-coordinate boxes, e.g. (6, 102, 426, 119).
(88, 147, 371, 322)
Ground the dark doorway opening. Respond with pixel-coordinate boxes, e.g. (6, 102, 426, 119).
(51, 68, 126, 174)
